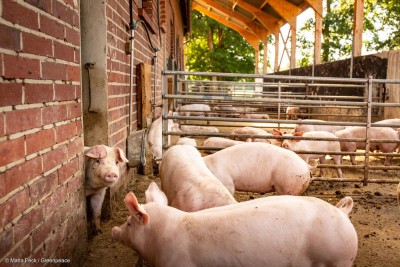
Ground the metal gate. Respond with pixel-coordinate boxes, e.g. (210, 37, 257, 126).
(161, 70, 400, 185)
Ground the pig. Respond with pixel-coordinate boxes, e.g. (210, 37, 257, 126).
(239, 113, 270, 119)
(85, 145, 129, 234)
(159, 145, 236, 211)
(280, 131, 343, 178)
(334, 126, 400, 165)
(286, 106, 300, 120)
(294, 119, 346, 133)
(203, 142, 312, 195)
(180, 125, 219, 134)
(211, 105, 239, 117)
(177, 103, 211, 117)
(397, 182, 400, 209)
(201, 137, 245, 153)
(176, 137, 197, 146)
(147, 116, 181, 161)
(230, 126, 279, 145)
(112, 188, 358, 267)
(374, 118, 400, 128)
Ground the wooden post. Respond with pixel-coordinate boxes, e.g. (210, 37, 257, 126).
(274, 34, 280, 72)
(353, 0, 364, 57)
(314, 10, 322, 65)
(255, 49, 259, 74)
(137, 63, 153, 129)
(290, 22, 297, 69)
(263, 38, 268, 74)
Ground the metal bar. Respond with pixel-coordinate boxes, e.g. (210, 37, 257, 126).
(364, 77, 373, 185)
(163, 70, 370, 83)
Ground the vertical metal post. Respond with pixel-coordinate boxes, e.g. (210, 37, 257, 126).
(364, 76, 373, 185)
(161, 73, 170, 157)
(278, 81, 281, 129)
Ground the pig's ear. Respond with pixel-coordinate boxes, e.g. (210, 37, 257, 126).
(116, 148, 129, 163)
(293, 131, 304, 142)
(272, 129, 282, 136)
(124, 192, 149, 224)
(145, 182, 168, 205)
(85, 145, 107, 159)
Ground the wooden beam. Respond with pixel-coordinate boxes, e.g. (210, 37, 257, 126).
(262, 0, 301, 29)
(199, 0, 270, 38)
(263, 39, 268, 73)
(194, 3, 260, 49)
(314, 10, 322, 65)
(305, 0, 323, 17)
(235, 0, 280, 37)
(353, 0, 364, 57)
(274, 34, 279, 72)
(290, 23, 297, 69)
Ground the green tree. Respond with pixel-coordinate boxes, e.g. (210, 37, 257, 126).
(186, 10, 255, 79)
(297, 0, 400, 65)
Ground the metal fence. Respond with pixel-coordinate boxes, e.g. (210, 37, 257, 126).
(161, 70, 400, 185)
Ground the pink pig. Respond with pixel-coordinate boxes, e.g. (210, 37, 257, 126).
(279, 130, 343, 178)
(112, 187, 358, 267)
(85, 145, 128, 234)
(159, 145, 236, 211)
(203, 142, 312, 195)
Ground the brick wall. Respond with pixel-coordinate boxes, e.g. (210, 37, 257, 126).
(0, 0, 86, 264)
(0, 0, 188, 264)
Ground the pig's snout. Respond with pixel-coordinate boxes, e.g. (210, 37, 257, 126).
(105, 172, 119, 183)
(111, 226, 121, 240)
(282, 143, 289, 149)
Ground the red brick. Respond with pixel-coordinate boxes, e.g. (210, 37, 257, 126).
(55, 122, 76, 143)
(55, 83, 75, 101)
(25, 0, 52, 13)
(58, 158, 78, 184)
(0, 188, 30, 229)
(0, 137, 25, 166)
(22, 32, 53, 57)
(0, 24, 21, 51)
(4, 157, 43, 196)
(32, 211, 61, 249)
(5, 108, 42, 134)
(3, 54, 41, 79)
(54, 41, 75, 62)
(66, 169, 82, 193)
(0, 113, 3, 138)
(42, 185, 68, 218)
(66, 64, 80, 81)
(68, 137, 83, 158)
(25, 83, 54, 104)
(42, 105, 68, 125)
(42, 145, 68, 172)
(0, 228, 13, 259)
(53, 0, 75, 25)
(3, 1, 39, 31)
(13, 205, 44, 242)
(65, 26, 80, 46)
(30, 172, 58, 203)
(26, 128, 56, 154)
(0, 83, 23, 107)
(42, 61, 67, 80)
(67, 102, 81, 119)
(76, 119, 83, 135)
(40, 14, 65, 40)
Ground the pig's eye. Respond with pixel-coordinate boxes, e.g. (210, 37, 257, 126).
(127, 222, 131, 227)
(115, 160, 119, 165)
(96, 159, 100, 164)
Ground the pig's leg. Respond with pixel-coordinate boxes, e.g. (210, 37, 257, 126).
(319, 156, 326, 177)
(332, 155, 343, 178)
(89, 189, 107, 234)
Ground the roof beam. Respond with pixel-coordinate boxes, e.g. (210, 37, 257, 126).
(193, 3, 260, 49)
(304, 0, 323, 17)
(234, 0, 280, 37)
(261, 0, 301, 28)
(199, 0, 270, 38)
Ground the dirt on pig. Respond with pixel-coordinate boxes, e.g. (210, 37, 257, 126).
(83, 167, 400, 267)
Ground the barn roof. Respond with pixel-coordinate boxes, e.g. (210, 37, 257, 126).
(192, 0, 322, 49)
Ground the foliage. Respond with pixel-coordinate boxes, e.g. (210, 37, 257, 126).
(297, 0, 400, 65)
(186, 10, 255, 80)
